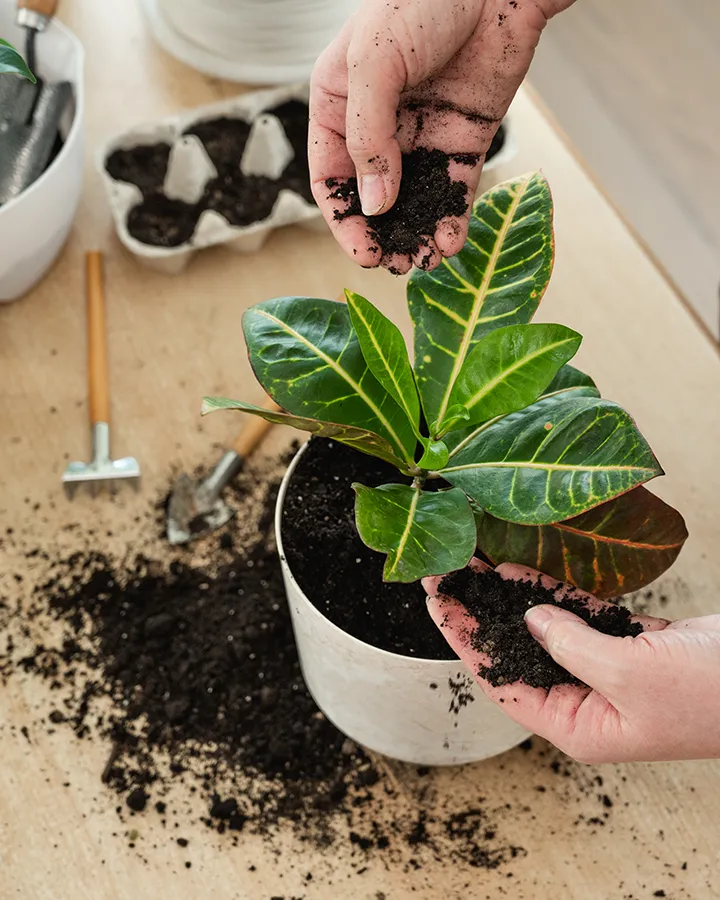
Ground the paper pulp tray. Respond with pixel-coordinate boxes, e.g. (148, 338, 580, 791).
(98, 83, 324, 274)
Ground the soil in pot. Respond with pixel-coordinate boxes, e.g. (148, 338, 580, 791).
(282, 438, 456, 660)
(438, 567, 643, 689)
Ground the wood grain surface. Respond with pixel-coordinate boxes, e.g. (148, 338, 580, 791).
(1, 2, 719, 898)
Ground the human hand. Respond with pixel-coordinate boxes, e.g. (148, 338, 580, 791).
(423, 562, 720, 763)
(309, 0, 575, 273)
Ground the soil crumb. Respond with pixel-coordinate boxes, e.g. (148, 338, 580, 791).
(327, 148, 468, 263)
(438, 567, 643, 688)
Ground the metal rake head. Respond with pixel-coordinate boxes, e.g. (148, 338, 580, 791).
(62, 456, 141, 498)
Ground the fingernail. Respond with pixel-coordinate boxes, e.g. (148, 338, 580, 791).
(359, 174, 386, 216)
(524, 605, 555, 640)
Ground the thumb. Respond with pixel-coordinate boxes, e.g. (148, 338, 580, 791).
(344, 30, 404, 216)
(524, 605, 636, 694)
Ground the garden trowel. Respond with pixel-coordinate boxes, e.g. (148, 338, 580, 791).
(166, 397, 279, 546)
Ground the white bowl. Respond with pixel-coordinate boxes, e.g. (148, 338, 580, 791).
(139, 0, 360, 85)
(0, 3, 84, 302)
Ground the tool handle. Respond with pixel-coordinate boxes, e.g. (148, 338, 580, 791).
(17, 0, 58, 19)
(85, 251, 110, 425)
(231, 397, 280, 458)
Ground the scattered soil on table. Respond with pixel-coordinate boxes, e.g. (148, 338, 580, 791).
(328, 147, 469, 266)
(282, 438, 455, 660)
(0, 445, 689, 891)
(438, 567, 643, 688)
(0, 449, 520, 875)
(106, 101, 315, 248)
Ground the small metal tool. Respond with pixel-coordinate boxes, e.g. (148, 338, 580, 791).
(63, 251, 141, 497)
(0, 1, 71, 205)
(16, 0, 57, 77)
(166, 398, 278, 545)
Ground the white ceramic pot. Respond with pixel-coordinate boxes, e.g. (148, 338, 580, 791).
(275, 442, 530, 766)
(141, 0, 360, 85)
(0, 3, 84, 302)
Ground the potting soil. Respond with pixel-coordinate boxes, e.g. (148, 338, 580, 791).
(438, 567, 644, 688)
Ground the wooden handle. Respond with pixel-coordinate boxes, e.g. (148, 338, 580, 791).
(231, 397, 280, 459)
(18, 0, 58, 18)
(86, 251, 110, 425)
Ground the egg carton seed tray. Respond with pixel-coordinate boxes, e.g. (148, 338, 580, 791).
(98, 82, 325, 274)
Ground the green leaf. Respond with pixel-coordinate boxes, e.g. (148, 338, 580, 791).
(476, 486, 688, 598)
(353, 483, 476, 582)
(443, 385, 600, 457)
(441, 393, 662, 525)
(409, 172, 554, 433)
(543, 363, 598, 396)
(243, 297, 417, 467)
(201, 397, 410, 470)
(444, 323, 581, 430)
(345, 289, 421, 438)
(418, 439, 449, 470)
(0, 39, 36, 81)
(436, 403, 470, 436)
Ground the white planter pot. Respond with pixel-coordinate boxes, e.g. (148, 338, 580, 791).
(0, 3, 84, 302)
(275, 442, 530, 766)
(140, 0, 361, 85)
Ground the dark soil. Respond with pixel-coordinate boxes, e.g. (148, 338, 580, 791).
(438, 567, 644, 689)
(105, 143, 172, 194)
(327, 147, 469, 265)
(0, 455, 531, 875)
(106, 100, 314, 247)
(183, 116, 252, 172)
(0, 448, 682, 886)
(126, 195, 200, 248)
(282, 438, 455, 660)
(201, 173, 280, 228)
(265, 99, 315, 205)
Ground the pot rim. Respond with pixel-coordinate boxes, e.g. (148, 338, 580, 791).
(0, 15, 85, 216)
(275, 438, 464, 667)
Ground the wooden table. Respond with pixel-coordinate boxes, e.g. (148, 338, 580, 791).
(2, 2, 720, 898)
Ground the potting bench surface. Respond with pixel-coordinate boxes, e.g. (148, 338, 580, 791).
(2, 2, 720, 899)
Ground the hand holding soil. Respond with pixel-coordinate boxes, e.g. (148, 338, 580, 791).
(309, 0, 575, 272)
(424, 561, 720, 764)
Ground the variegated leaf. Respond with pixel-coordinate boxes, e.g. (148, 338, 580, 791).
(476, 486, 688, 598)
(409, 172, 554, 433)
(543, 363, 598, 396)
(201, 397, 410, 469)
(243, 297, 417, 468)
(353, 483, 476, 582)
(444, 323, 581, 431)
(440, 393, 662, 524)
(345, 289, 421, 436)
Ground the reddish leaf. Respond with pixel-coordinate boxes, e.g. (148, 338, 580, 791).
(477, 486, 688, 598)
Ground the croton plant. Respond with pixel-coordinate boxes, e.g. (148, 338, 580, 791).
(0, 39, 35, 81)
(203, 172, 687, 594)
